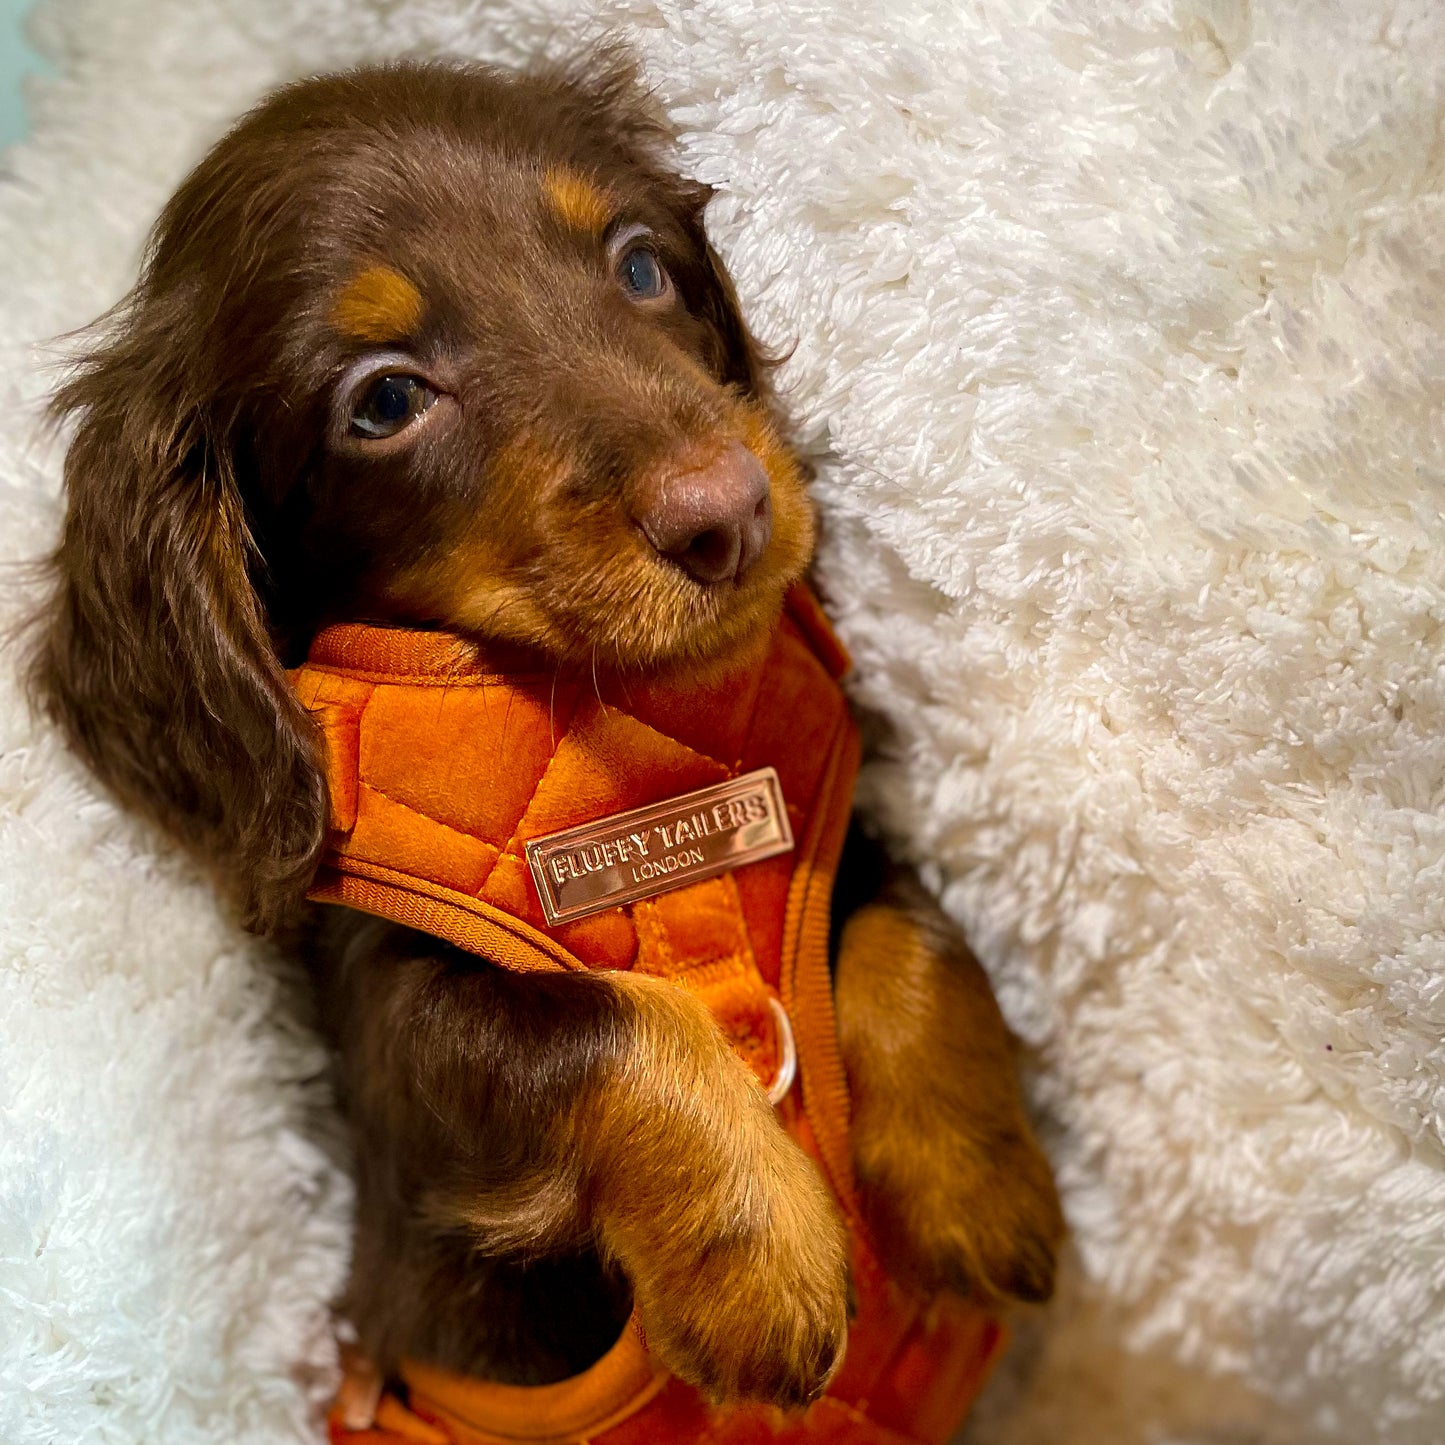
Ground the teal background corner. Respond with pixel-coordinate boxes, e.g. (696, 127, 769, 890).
(1, 0, 48, 148)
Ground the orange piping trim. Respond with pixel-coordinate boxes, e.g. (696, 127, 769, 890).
(402, 1317, 667, 1445)
(309, 862, 583, 974)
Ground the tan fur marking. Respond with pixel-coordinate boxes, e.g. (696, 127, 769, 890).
(544, 166, 614, 233)
(382, 434, 571, 651)
(331, 265, 425, 342)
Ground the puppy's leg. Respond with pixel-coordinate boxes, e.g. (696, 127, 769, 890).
(581, 972, 849, 1406)
(319, 917, 848, 1407)
(833, 844, 1063, 1304)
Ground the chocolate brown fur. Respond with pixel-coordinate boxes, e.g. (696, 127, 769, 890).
(29, 57, 1058, 1405)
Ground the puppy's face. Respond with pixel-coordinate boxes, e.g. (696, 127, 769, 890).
(167, 62, 812, 668)
(38, 59, 814, 929)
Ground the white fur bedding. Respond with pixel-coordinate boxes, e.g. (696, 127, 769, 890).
(3, 1, 1443, 1441)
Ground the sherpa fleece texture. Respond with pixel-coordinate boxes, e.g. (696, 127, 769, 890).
(1, 2, 1442, 1443)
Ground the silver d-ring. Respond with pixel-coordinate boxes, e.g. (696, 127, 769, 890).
(766, 997, 798, 1107)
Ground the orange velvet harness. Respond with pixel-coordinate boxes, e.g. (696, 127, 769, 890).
(291, 587, 1003, 1445)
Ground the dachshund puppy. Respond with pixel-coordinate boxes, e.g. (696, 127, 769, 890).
(31, 58, 1062, 1406)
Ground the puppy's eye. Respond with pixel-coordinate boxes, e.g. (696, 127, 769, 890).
(618, 246, 669, 302)
(349, 374, 436, 439)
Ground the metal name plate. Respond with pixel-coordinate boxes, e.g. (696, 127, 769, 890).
(525, 767, 794, 927)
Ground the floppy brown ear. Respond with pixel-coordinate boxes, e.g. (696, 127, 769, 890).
(29, 294, 327, 933)
(693, 225, 774, 399)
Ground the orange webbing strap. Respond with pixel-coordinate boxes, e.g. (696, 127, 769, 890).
(309, 860, 581, 973)
(780, 716, 863, 1220)
(329, 1321, 667, 1445)
(403, 1319, 667, 1445)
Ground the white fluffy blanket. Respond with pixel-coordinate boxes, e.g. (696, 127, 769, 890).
(4, 1, 1444, 1441)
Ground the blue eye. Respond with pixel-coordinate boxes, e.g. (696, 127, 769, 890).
(349, 374, 435, 439)
(619, 245, 668, 301)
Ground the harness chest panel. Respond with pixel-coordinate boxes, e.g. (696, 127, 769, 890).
(292, 587, 1003, 1445)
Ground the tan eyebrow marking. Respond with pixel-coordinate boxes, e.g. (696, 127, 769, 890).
(544, 166, 614, 234)
(330, 265, 424, 342)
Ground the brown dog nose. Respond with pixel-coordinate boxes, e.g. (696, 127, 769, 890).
(630, 442, 773, 585)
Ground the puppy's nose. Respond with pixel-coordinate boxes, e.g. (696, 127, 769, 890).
(630, 443, 773, 585)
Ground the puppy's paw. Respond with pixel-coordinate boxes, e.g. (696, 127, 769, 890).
(858, 1120, 1064, 1307)
(924, 1131, 1063, 1305)
(629, 1128, 850, 1408)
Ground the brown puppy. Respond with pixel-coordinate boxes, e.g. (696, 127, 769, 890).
(30, 57, 1062, 1406)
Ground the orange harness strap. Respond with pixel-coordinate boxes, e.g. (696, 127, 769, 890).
(330, 1300, 1003, 1445)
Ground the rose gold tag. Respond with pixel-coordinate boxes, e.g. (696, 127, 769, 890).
(524, 767, 794, 927)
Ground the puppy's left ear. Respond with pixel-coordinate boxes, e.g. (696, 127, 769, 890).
(685, 201, 774, 400)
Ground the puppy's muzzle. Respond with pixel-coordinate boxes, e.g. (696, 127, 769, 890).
(630, 442, 773, 585)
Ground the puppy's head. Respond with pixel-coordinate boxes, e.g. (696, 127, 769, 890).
(32, 58, 812, 929)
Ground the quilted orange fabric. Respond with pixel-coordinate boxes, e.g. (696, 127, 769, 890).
(291, 586, 1004, 1445)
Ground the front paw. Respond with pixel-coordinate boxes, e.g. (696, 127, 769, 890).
(859, 1122, 1063, 1306)
(628, 1129, 851, 1408)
